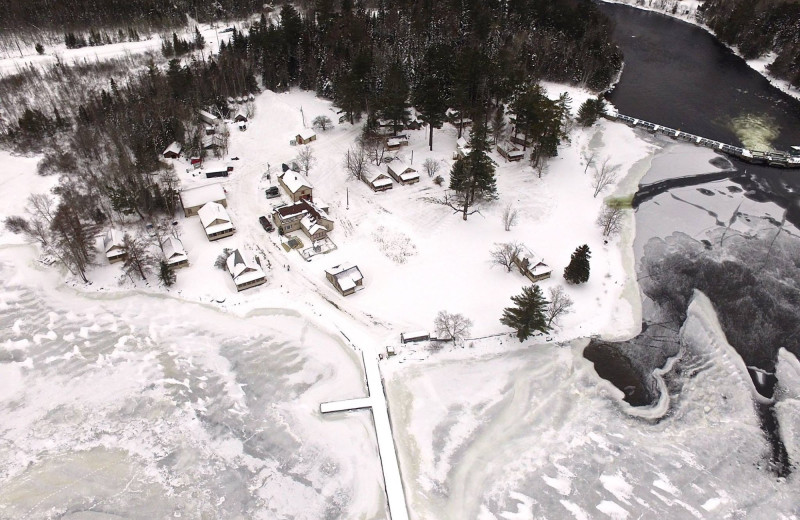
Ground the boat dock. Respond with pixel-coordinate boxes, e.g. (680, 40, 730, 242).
(612, 113, 800, 169)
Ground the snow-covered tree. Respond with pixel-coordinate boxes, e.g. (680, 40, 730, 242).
(501, 285, 550, 341)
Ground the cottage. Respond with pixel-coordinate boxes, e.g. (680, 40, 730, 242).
(198, 201, 235, 241)
(162, 141, 182, 159)
(400, 331, 430, 344)
(386, 135, 409, 150)
(161, 236, 188, 268)
(277, 170, 313, 202)
(202, 160, 233, 179)
(199, 109, 220, 126)
(272, 199, 333, 240)
(295, 128, 317, 145)
(365, 171, 393, 192)
(233, 109, 248, 122)
(103, 230, 126, 264)
(512, 246, 553, 283)
(497, 141, 524, 162)
(180, 184, 227, 217)
(387, 161, 420, 185)
(325, 263, 364, 296)
(226, 249, 266, 291)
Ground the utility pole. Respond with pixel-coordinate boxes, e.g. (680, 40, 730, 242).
(300, 106, 306, 128)
(346, 188, 349, 210)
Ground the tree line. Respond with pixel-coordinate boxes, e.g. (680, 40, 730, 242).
(700, 0, 800, 88)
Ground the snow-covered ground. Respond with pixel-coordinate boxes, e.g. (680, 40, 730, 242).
(384, 291, 800, 520)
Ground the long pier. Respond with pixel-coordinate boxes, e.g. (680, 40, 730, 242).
(612, 113, 800, 169)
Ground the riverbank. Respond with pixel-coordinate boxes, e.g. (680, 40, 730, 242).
(599, 0, 800, 102)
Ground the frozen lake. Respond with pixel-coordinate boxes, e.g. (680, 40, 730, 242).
(0, 250, 386, 519)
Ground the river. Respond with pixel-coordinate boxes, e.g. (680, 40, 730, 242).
(586, 2, 800, 476)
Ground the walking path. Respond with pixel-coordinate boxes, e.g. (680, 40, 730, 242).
(320, 348, 410, 520)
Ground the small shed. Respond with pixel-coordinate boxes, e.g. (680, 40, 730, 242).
(512, 246, 553, 283)
(103, 230, 126, 264)
(497, 141, 524, 162)
(161, 236, 188, 268)
(386, 135, 409, 150)
(226, 249, 266, 291)
(325, 263, 364, 296)
(456, 137, 472, 159)
(180, 184, 227, 217)
(202, 161, 233, 179)
(295, 129, 317, 145)
(162, 141, 182, 159)
(400, 331, 430, 344)
(198, 201, 235, 241)
(387, 161, 420, 185)
(365, 171, 393, 192)
(234, 109, 248, 122)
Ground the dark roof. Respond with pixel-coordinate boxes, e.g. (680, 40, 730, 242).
(275, 199, 319, 219)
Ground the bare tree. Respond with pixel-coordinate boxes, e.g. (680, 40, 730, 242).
(158, 166, 180, 217)
(297, 145, 316, 176)
(216, 124, 230, 157)
(312, 115, 333, 131)
(502, 202, 518, 231)
(490, 241, 522, 272)
(546, 286, 574, 328)
(533, 159, 548, 179)
(592, 157, 620, 198)
(362, 134, 387, 166)
(244, 102, 256, 119)
(582, 149, 597, 174)
(50, 202, 93, 283)
(597, 205, 624, 237)
(434, 311, 473, 343)
(344, 142, 369, 181)
(27, 193, 56, 223)
(121, 232, 155, 281)
(423, 157, 440, 178)
(425, 191, 482, 219)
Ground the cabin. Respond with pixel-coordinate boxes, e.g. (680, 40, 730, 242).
(512, 246, 552, 283)
(198, 201, 235, 241)
(365, 171, 393, 192)
(295, 129, 317, 145)
(180, 184, 227, 217)
(233, 109, 248, 122)
(387, 161, 420, 185)
(446, 108, 472, 129)
(103, 229, 126, 264)
(400, 331, 430, 344)
(386, 135, 409, 150)
(199, 109, 220, 126)
(273, 199, 333, 240)
(277, 170, 313, 202)
(161, 236, 188, 268)
(456, 137, 472, 159)
(325, 263, 364, 296)
(226, 249, 266, 291)
(202, 161, 233, 179)
(162, 141, 182, 159)
(497, 141, 524, 162)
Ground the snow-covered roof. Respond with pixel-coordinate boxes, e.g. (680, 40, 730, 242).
(103, 229, 124, 253)
(516, 246, 552, 277)
(202, 160, 230, 174)
(226, 249, 264, 286)
(325, 263, 363, 292)
(235, 109, 247, 120)
(161, 236, 187, 263)
(388, 161, 416, 175)
(297, 128, 316, 141)
(163, 141, 181, 156)
(199, 109, 219, 123)
(180, 184, 226, 209)
(301, 214, 326, 236)
(507, 149, 524, 158)
(198, 202, 233, 234)
(278, 170, 313, 194)
(457, 137, 470, 149)
(372, 177, 393, 188)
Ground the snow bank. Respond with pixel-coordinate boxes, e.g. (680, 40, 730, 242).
(774, 348, 800, 466)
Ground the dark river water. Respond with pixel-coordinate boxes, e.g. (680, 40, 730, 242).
(587, 2, 800, 476)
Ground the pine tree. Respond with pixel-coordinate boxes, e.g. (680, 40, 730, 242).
(380, 60, 410, 135)
(500, 285, 550, 341)
(448, 119, 497, 220)
(577, 97, 607, 127)
(563, 244, 591, 284)
(158, 259, 176, 287)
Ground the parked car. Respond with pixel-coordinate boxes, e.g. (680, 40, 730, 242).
(259, 216, 274, 232)
(265, 186, 280, 199)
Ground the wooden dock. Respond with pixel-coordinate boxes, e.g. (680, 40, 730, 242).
(612, 113, 800, 169)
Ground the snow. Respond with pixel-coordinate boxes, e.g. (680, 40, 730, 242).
(278, 169, 313, 194)
(197, 201, 233, 234)
(179, 183, 226, 210)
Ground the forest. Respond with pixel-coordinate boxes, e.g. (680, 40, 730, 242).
(700, 0, 800, 88)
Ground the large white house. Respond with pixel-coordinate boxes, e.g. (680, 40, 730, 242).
(180, 184, 227, 217)
(198, 202, 235, 241)
(226, 249, 266, 291)
(161, 236, 188, 268)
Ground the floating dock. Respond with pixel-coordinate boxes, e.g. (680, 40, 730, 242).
(612, 113, 800, 169)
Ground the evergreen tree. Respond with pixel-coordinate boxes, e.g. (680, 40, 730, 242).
(500, 285, 550, 341)
(379, 60, 410, 135)
(564, 245, 591, 284)
(158, 259, 176, 287)
(448, 119, 497, 220)
(577, 97, 607, 127)
(194, 26, 205, 49)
